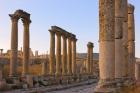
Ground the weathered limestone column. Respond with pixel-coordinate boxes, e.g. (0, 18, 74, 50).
(121, 0, 129, 78)
(22, 18, 31, 76)
(94, 0, 115, 92)
(9, 14, 19, 77)
(72, 36, 77, 76)
(49, 30, 55, 75)
(128, 4, 135, 79)
(62, 33, 67, 76)
(90, 43, 94, 74)
(87, 42, 91, 75)
(67, 33, 72, 75)
(55, 31, 61, 76)
(115, 0, 126, 79)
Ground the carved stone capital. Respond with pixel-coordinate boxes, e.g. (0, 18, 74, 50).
(87, 42, 94, 48)
(128, 4, 135, 14)
(9, 14, 19, 23)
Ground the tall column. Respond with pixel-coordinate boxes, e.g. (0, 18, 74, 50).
(72, 36, 77, 76)
(90, 43, 94, 74)
(22, 18, 31, 76)
(128, 4, 135, 79)
(87, 42, 91, 75)
(94, 0, 115, 92)
(67, 34, 72, 75)
(55, 31, 61, 76)
(49, 30, 55, 75)
(9, 14, 19, 77)
(62, 33, 67, 76)
(115, 0, 127, 79)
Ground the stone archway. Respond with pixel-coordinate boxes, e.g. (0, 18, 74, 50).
(9, 10, 31, 77)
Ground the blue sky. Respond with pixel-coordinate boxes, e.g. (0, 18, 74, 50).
(0, 0, 139, 57)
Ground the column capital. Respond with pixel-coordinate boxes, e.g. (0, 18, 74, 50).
(9, 14, 19, 22)
(55, 30, 62, 36)
(61, 32, 68, 39)
(22, 18, 31, 26)
(128, 4, 135, 14)
(49, 29, 55, 35)
(87, 42, 94, 48)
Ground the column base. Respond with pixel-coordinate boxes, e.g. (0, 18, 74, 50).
(94, 79, 119, 93)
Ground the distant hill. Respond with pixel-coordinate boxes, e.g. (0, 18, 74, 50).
(77, 53, 99, 61)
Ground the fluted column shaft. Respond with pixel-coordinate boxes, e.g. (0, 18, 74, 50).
(67, 36, 72, 75)
(22, 19, 30, 76)
(72, 38, 77, 75)
(128, 4, 135, 79)
(9, 14, 19, 77)
(62, 35, 67, 76)
(55, 32, 61, 76)
(49, 30, 55, 75)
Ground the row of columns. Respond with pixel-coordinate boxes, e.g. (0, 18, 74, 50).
(49, 26, 77, 77)
(95, 0, 136, 92)
(9, 10, 31, 77)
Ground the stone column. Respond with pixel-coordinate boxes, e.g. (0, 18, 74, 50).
(87, 42, 91, 75)
(72, 36, 77, 76)
(22, 18, 31, 76)
(49, 30, 55, 75)
(115, 0, 126, 79)
(122, 0, 129, 78)
(94, 0, 115, 92)
(90, 43, 94, 75)
(128, 4, 135, 79)
(9, 14, 19, 77)
(62, 33, 67, 76)
(55, 31, 61, 76)
(67, 34, 72, 75)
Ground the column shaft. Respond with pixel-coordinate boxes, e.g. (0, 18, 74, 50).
(9, 15, 19, 77)
(90, 45, 94, 74)
(67, 37, 72, 75)
(49, 30, 55, 75)
(62, 35, 67, 75)
(72, 38, 77, 75)
(87, 44, 90, 74)
(22, 19, 30, 76)
(55, 32, 61, 76)
(128, 4, 135, 79)
(99, 0, 115, 81)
